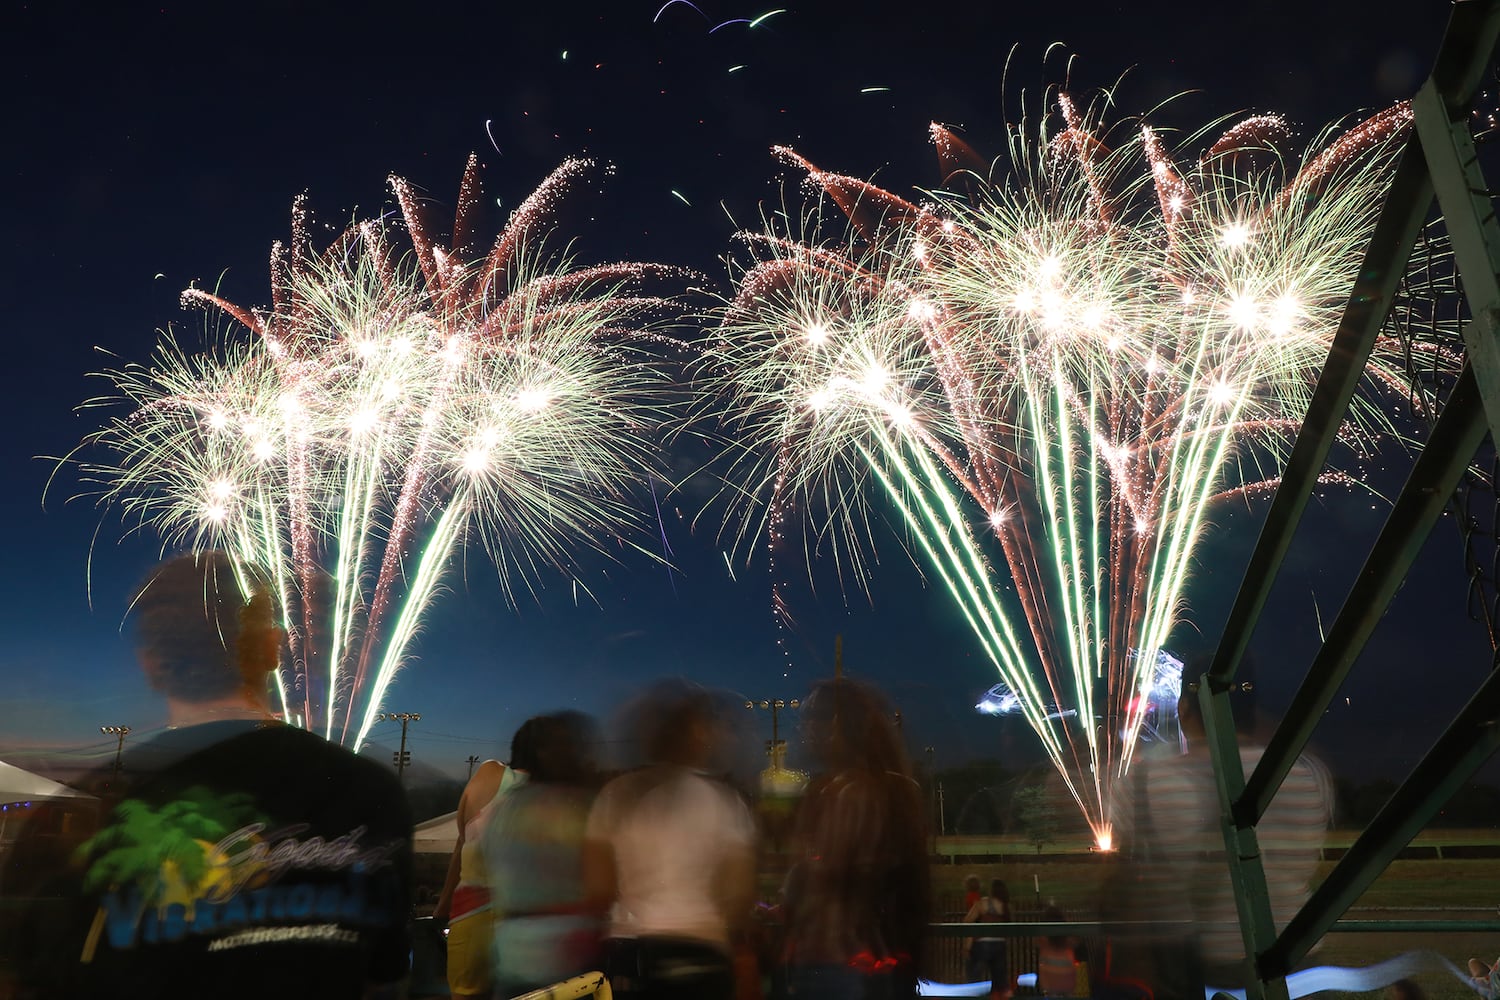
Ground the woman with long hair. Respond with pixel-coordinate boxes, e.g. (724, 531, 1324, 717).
(782, 678, 930, 999)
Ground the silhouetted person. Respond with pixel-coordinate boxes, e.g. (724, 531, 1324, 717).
(6, 550, 414, 1000)
(583, 681, 757, 1000)
(781, 678, 930, 1000)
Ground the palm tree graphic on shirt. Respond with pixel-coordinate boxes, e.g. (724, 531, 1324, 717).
(75, 785, 266, 959)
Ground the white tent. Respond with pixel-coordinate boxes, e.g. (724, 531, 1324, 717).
(0, 760, 91, 846)
(0, 760, 89, 804)
(413, 810, 457, 855)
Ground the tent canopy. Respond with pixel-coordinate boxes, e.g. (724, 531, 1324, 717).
(0, 760, 91, 804)
(413, 810, 456, 855)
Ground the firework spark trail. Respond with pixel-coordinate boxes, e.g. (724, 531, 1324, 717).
(700, 94, 1447, 841)
(73, 159, 688, 749)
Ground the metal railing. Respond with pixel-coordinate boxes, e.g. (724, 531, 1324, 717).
(509, 971, 613, 1000)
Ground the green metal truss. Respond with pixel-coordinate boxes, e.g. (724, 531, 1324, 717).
(1199, 3, 1500, 998)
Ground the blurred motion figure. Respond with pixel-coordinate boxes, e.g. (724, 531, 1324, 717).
(584, 681, 758, 1000)
(1105, 684, 1330, 996)
(781, 678, 930, 1000)
(962, 879, 1012, 999)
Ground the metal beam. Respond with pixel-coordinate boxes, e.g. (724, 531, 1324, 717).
(1203, 133, 1433, 692)
(1240, 365, 1487, 826)
(1413, 76, 1500, 441)
(1201, 679, 1286, 1000)
(1429, 1, 1500, 108)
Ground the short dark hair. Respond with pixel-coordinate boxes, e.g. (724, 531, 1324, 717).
(642, 684, 716, 765)
(510, 716, 542, 772)
(527, 711, 598, 785)
(131, 551, 276, 702)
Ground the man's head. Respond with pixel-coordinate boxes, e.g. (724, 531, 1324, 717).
(130, 551, 281, 704)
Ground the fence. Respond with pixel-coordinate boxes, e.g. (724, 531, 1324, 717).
(925, 907, 1105, 991)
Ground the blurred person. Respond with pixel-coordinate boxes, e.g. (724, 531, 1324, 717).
(962, 879, 1011, 999)
(1468, 956, 1498, 998)
(1105, 681, 1331, 997)
(582, 681, 757, 1000)
(1035, 905, 1084, 998)
(961, 874, 983, 914)
(6, 550, 413, 1000)
(1388, 979, 1427, 1000)
(431, 719, 539, 1000)
(481, 711, 602, 996)
(781, 678, 930, 1000)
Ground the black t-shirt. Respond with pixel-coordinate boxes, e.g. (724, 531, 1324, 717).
(7, 721, 413, 999)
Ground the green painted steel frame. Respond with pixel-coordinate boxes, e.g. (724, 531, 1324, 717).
(1196, 3, 1500, 998)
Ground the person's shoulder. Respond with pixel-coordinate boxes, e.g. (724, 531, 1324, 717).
(242, 726, 406, 793)
(702, 772, 753, 813)
(599, 764, 665, 799)
(473, 759, 506, 781)
(464, 759, 506, 800)
(241, 723, 369, 759)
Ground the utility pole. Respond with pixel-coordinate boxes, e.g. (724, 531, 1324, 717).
(376, 712, 420, 784)
(101, 725, 130, 783)
(466, 755, 481, 779)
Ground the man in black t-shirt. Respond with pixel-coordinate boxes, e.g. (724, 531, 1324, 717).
(5, 552, 413, 1000)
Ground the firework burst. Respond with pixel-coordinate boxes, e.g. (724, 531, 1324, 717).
(700, 96, 1446, 842)
(72, 156, 688, 749)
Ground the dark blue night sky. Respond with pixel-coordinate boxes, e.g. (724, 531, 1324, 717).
(3, 1, 1486, 785)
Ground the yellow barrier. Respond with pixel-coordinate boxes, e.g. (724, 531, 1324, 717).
(508, 971, 613, 1000)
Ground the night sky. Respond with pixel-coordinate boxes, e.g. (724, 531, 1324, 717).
(3, 1, 1489, 788)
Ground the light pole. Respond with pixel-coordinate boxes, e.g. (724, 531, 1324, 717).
(376, 712, 420, 784)
(466, 755, 481, 779)
(745, 698, 800, 771)
(101, 725, 131, 782)
(924, 745, 939, 840)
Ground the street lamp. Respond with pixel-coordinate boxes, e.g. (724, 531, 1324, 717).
(100, 725, 131, 780)
(375, 712, 420, 784)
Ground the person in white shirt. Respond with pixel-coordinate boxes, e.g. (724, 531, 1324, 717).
(583, 683, 757, 1000)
